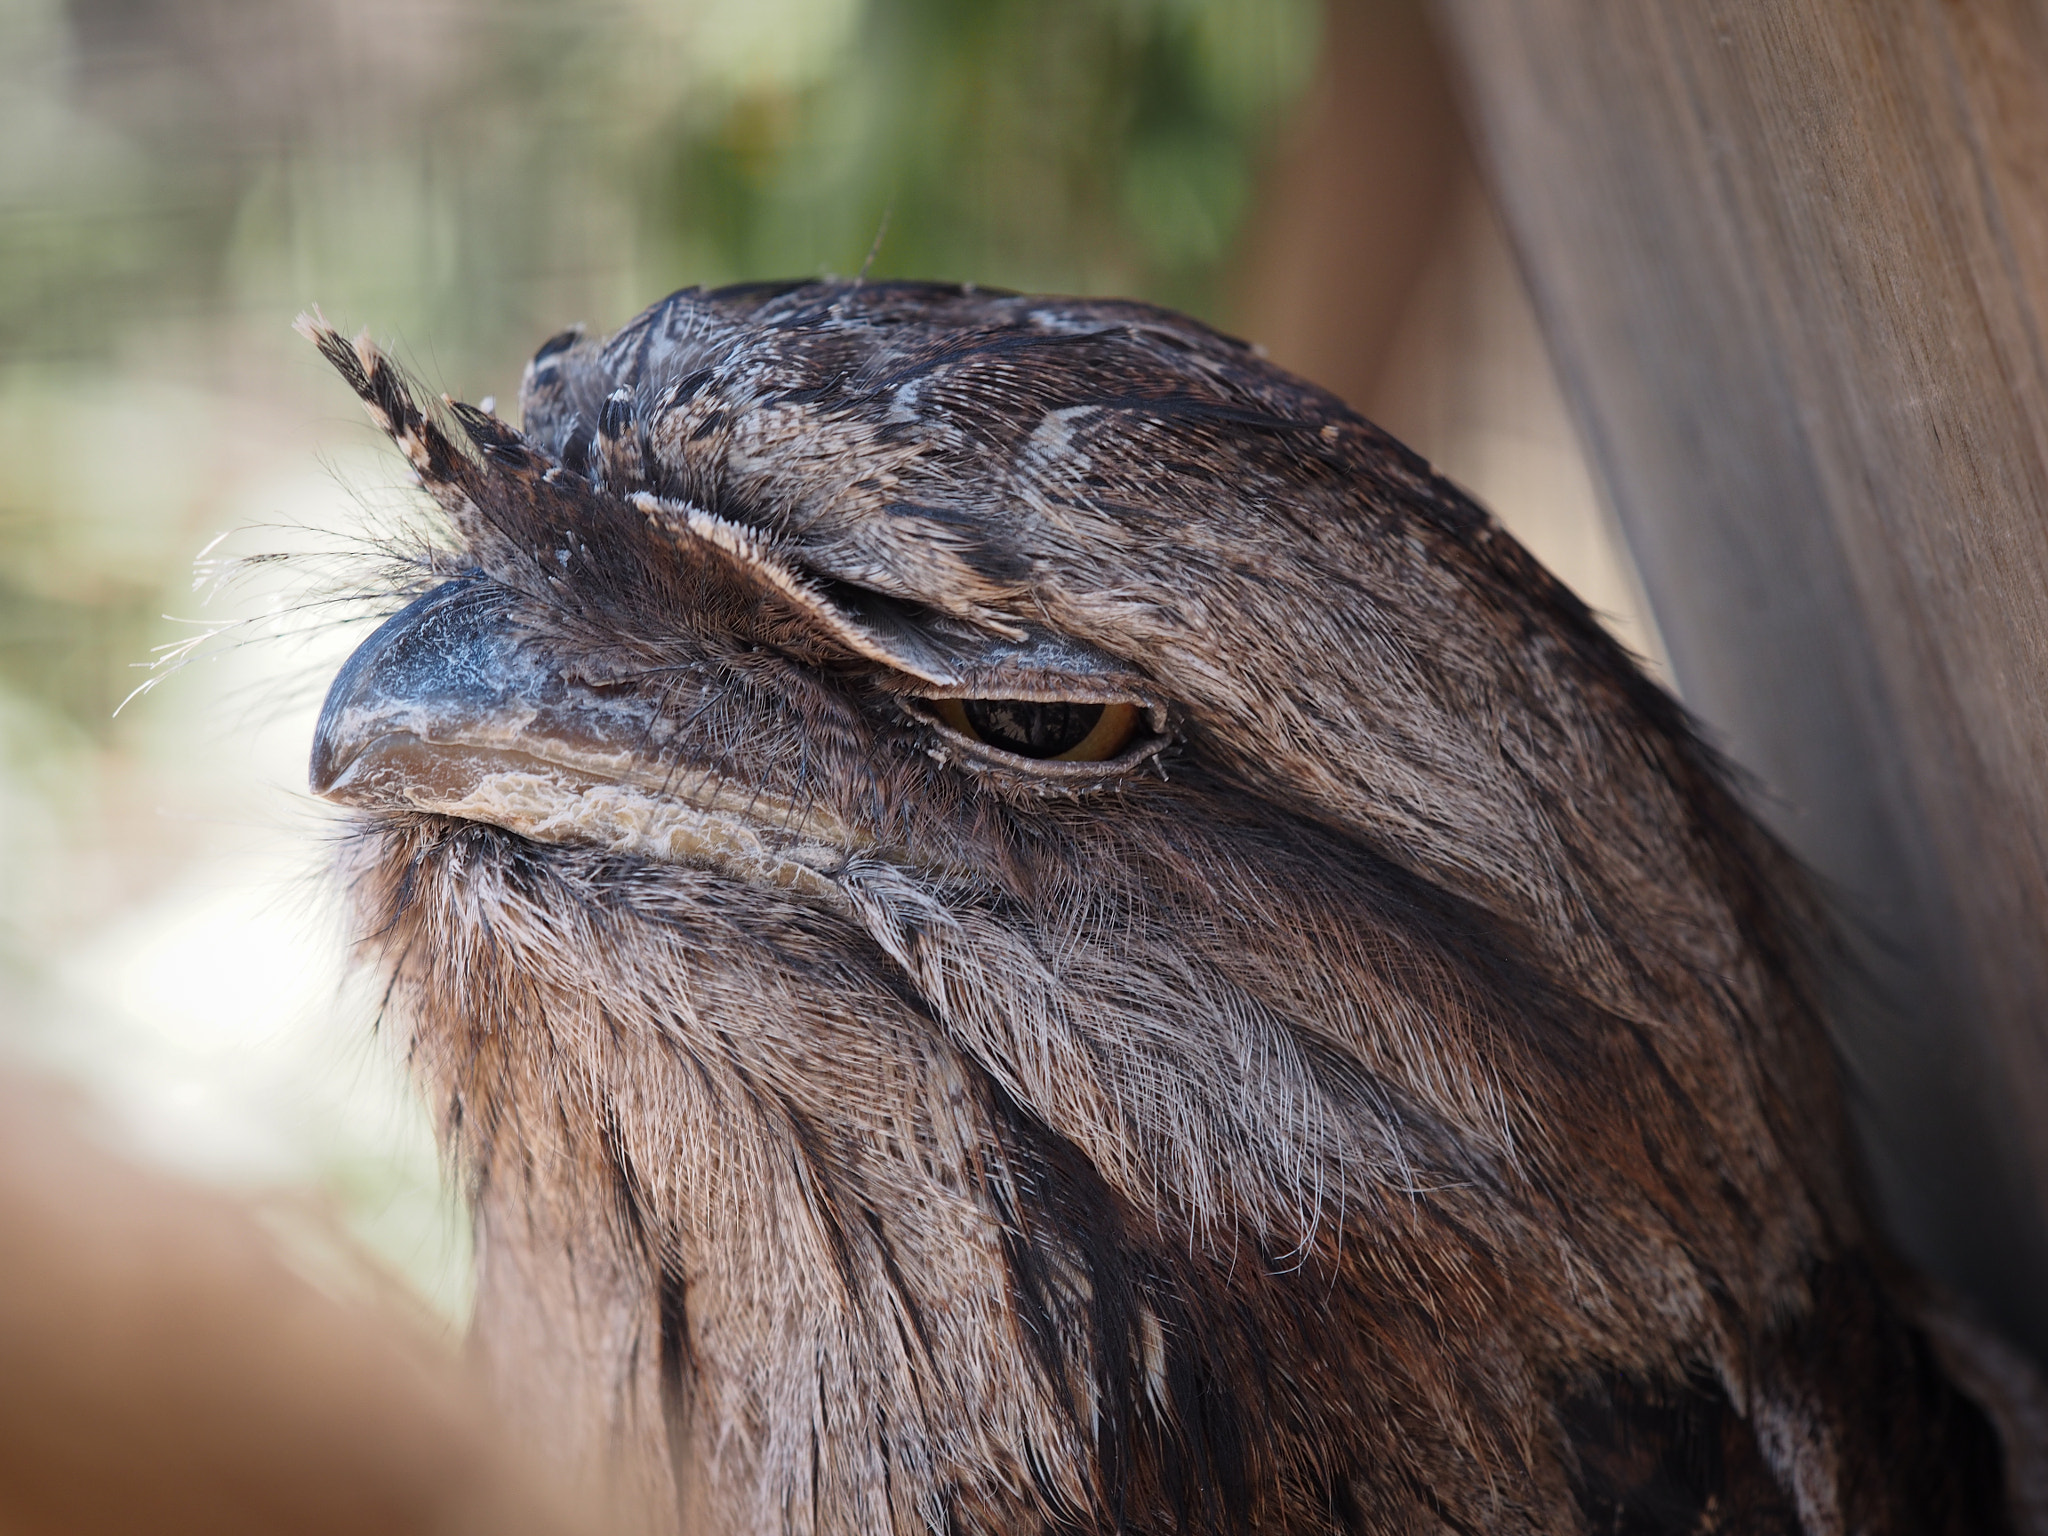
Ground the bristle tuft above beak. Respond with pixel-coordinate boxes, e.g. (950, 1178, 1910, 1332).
(298, 312, 483, 501)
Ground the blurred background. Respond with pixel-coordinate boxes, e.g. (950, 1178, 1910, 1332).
(0, 0, 1655, 1326)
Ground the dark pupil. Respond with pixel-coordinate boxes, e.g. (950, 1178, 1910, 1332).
(962, 699, 1104, 758)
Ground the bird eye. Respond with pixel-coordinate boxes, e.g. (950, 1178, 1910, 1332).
(931, 698, 1142, 762)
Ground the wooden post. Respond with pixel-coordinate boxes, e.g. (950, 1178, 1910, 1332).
(1233, 0, 1471, 415)
(1435, 1, 2048, 1355)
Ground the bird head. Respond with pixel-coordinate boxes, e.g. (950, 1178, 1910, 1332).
(303, 283, 1986, 1534)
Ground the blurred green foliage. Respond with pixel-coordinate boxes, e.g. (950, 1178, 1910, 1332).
(2, 0, 1317, 370)
(638, 0, 1319, 309)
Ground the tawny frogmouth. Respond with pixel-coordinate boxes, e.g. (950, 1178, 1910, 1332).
(306, 283, 2037, 1534)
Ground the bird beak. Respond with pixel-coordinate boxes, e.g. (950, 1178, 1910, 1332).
(310, 575, 860, 894)
(311, 575, 597, 806)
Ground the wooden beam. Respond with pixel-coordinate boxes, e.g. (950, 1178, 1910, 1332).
(1234, 0, 1666, 672)
(1435, 0, 2048, 1354)
(1233, 0, 1470, 413)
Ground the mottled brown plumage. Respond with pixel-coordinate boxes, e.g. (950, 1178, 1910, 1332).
(306, 282, 2039, 1533)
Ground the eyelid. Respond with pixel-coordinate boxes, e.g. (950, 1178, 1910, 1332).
(929, 698, 1141, 762)
(915, 696, 1167, 775)
(897, 674, 1159, 706)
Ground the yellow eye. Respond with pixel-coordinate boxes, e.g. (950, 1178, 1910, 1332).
(932, 698, 1142, 763)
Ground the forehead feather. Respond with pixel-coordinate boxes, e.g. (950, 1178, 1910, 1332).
(520, 281, 1423, 627)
